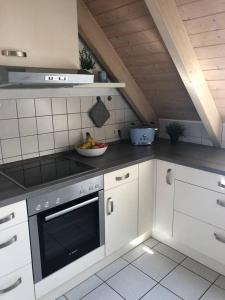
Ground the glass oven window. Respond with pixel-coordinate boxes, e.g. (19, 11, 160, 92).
(37, 192, 100, 278)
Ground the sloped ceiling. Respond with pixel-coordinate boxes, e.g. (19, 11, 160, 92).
(84, 0, 200, 120)
(175, 0, 225, 121)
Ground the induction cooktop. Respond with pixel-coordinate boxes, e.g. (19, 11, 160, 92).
(0, 156, 96, 189)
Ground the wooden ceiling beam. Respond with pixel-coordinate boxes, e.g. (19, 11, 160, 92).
(144, 0, 222, 146)
(77, 0, 158, 124)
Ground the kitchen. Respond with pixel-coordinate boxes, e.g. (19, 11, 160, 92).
(1, 1, 225, 300)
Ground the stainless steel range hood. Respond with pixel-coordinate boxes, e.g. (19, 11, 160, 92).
(0, 66, 94, 88)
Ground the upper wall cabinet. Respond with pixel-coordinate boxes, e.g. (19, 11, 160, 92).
(0, 0, 79, 69)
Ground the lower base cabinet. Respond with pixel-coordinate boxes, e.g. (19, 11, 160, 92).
(104, 180, 138, 256)
(0, 264, 35, 300)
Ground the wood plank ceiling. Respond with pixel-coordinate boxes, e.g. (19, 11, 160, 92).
(176, 0, 225, 121)
(84, 0, 200, 120)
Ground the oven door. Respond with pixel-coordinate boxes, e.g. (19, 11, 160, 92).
(29, 190, 104, 283)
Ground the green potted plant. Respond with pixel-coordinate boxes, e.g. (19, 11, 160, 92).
(79, 47, 96, 73)
(166, 122, 185, 144)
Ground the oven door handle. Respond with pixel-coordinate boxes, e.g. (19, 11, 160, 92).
(45, 197, 99, 221)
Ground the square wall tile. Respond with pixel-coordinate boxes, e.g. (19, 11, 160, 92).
(17, 99, 35, 117)
(21, 135, 38, 154)
(67, 97, 81, 113)
(38, 133, 54, 151)
(54, 131, 69, 148)
(81, 113, 94, 128)
(115, 110, 125, 123)
(114, 95, 126, 110)
(22, 152, 39, 160)
(0, 100, 17, 119)
(189, 122, 202, 138)
(0, 119, 19, 139)
(81, 96, 93, 112)
(68, 114, 81, 130)
(69, 130, 82, 146)
(105, 110, 115, 125)
(35, 98, 52, 116)
(125, 109, 137, 122)
(52, 97, 67, 114)
(3, 156, 22, 164)
(19, 118, 37, 137)
(94, 127, 105, 141)
(104, 96, 115, 110)
(1, 138, 21, 158)
(53, 115, 68, 132)
(37, 116, 53, 134)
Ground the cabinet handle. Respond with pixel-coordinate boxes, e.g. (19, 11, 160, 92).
(216, 199, 225, 208)
(166, 169, 172, 185)
(0, 235, 17, 249)
(214, 233, 225, 244)
(1, 50, 27, 57)
(107, 197, 114, 215)
(218, 182, 225, 189)
(115, 173, 130, 181)
(0, 277, 22, 294)
(0, 212, 15, 225)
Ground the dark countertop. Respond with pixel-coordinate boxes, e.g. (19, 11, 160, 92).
(2, 138, 225, 207)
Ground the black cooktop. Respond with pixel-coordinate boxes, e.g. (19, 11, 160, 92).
(0, 156, 96, 189)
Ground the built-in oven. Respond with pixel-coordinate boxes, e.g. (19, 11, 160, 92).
(28, 176, 104, 283)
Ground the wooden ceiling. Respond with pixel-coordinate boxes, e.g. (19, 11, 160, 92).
(176, 0, 225, 121)
(84, 0, 200, 120)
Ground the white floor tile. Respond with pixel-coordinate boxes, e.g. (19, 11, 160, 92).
(181, 257, 219, 282)
(82, 283, 123, 300)
(122, 244, 146, 262)
(133, 251, 177, 281)
(96, 258, 128, 281)
(107, 264, 157, 300)
(142, 284, 181, 300)
(201, 285, 225, 300)
(154, 243, 186, 263)
(65, 275, 103, 300)
(215, 275, 225, 290)
(144, 238, 159, 248)
(161, 265, 211, 300)
(56, 297, 67, 300)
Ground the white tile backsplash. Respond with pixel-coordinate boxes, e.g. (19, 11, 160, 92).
(0, 93, 137, 164)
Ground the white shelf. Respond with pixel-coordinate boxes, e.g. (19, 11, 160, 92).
(75, 82, 126, 88)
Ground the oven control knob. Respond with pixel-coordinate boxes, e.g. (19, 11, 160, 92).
(35, 204, 41, 211)
(44, 201, 49, 208)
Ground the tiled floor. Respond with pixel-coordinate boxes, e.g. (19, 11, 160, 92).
(57, 238, 225, 300)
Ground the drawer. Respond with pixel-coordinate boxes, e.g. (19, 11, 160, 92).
(0, 201, 27, 231)
(175, 181, 225, 230)
(175, 164, 225, 194)
(104, 164, 138, 190)
(0, 264, 35, 300)
(174, 211, 225, 264)
(0, 222, 31, 277)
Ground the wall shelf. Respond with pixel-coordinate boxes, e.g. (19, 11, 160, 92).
(75, 82, 126, 88)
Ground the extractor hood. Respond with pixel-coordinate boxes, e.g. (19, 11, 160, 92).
(0, 66, 94, 88)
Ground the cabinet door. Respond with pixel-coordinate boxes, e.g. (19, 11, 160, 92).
(154, 160, 175, 239)
(0, 0, 79, 68)
(138, 160, 155, 236)
(105, 181, 138, 256)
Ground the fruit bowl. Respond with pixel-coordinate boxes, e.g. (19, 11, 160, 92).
(75, 144, 108, 157)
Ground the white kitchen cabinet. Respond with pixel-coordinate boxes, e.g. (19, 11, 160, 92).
(104, 180, 138, 256)
(0, 264, 35, 300)
(138, 160, 155, 236)
(154, 160, 175, 239)
(0, 0, 79, 68)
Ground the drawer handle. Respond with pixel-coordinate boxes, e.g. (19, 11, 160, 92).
(0, 277, 22, 294)
(0, 212, 15, 225)
(218, 182, 225, 189)
(1, 50, 27, 57)
(166, 169, 172, 185)
(216, 199, 225, 208)
(107, 197, 114, 215)
(0, 235, 17, 249)
(214, 233, 225, 244)
(115, 173, 130, 181)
